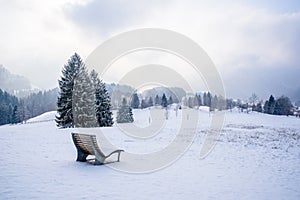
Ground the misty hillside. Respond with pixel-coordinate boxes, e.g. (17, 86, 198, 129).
(142, 87, 186, 102)
(0, 65, 32, 94)
(105, 83, 186, 108)
(105, 83, 135, 109)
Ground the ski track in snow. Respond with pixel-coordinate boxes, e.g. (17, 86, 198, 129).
(0, 109, 299, 199)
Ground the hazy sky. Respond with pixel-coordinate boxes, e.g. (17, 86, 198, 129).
(0, 0, 299, 100)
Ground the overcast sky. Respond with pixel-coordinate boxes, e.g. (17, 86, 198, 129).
(0, 0, 299, 100)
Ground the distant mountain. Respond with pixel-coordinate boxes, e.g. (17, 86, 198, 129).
(0, 65, 36, 97)
(104, 83, 187, 108)
(0, 65, 31, 90)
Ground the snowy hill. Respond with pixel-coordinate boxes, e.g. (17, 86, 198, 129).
(0, 109, 299, 199)
(26, 111, 56, 123)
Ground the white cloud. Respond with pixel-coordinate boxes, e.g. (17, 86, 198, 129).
(0, 0, 96, 89)
(138, 0, 300, 72)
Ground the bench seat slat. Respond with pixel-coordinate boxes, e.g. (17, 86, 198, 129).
(71, 132, 124, 165)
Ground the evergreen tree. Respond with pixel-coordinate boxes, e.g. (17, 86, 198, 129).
(141, 99, 148, 109)
(168, 96, 173, 105)
(17, 99, 26, 123)
(131, 93, 140, 109)
(154, 95, 160, 105)
(203, 92, 207, 106)
(197, 94, 202, 106)
(117, 98, 134, 123)
(263, 100, 269, 113)
(193, 94, 202, 107)
(226, 98, 234, 111)
(274, 96, 293, 116)
(0, 89, 19, 125)
(73, 65, 97, 128)
(148, 96, 153, 107)
(90, 70, 114, 127)
(56, 53, 83, 128)
(211, 95, 218, 111)
(207, 92, 212, 108)
(11, 105, 20, 124)
(161, 93, 168, 108)
(267, 95, 276, 114)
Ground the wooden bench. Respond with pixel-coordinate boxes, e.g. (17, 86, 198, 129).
(71, 133, 124, 165)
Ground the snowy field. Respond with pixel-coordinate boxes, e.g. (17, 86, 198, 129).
(0, 108, 299, 199)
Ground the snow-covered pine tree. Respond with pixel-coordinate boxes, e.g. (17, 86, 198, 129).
(72, 64, 98, 128)
(131, 93, 140, 109)
(117, 98, 134, 123)
(90, 70, 114, 127)
(56, 53, 83, 128)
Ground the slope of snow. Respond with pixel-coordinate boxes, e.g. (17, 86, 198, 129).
(26, 111, 56, 123)
(0, 109, 299, 199)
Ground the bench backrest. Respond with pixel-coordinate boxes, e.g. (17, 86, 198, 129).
(72, 133, 105, 157)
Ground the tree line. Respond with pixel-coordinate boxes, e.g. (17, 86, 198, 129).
(0, 88, 57, 125)
(1, 52, 297, 127)
(109, 89, 296, 117)
(262, 95, 293, 116)
(129, 93, 177, 109)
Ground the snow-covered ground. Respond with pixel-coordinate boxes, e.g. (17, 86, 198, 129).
(0, 108, 299, 199)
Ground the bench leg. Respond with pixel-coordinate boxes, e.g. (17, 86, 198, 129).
(94, 158, 104, 165)
(117, 152, 121, 162)
(76, 149, 88, 162)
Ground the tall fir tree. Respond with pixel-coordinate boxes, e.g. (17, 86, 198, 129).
(193, 94, 199, 107)
(203, 92, 207, 106)
(72, 65, 97, 128)
(263, 100, 269, 113)
(161, 93, 168, 108)
(117, 98, 134, 123)
(90, 70, 114, 127)
(56, 53, 83, 128)
(196, 94, 202, 106)
(267, 95, 276, 114)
